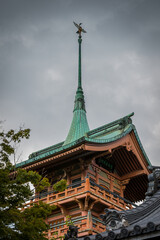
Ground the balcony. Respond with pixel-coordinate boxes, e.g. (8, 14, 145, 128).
(25, 178, 135, 210)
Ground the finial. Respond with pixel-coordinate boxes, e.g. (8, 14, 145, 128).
(63, 22, 89, 146)
(73, 22, 87, 37)
(73, 22, 86, 91)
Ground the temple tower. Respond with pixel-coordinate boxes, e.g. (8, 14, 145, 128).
(16, 23, 151, 239)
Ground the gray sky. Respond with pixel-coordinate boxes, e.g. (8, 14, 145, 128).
(0, 0, 160, 165)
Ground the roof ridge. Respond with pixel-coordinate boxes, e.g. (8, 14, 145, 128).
(87, 112, 134, 137)
(28, 141, 64, 159)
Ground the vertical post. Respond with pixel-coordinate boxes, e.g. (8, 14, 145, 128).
(110, 177, 114, 192)
(87, 210, 93, 230)
(85, 176, 90, 191)
(78, 36, 82, 90)
(95, 169, 99, 184)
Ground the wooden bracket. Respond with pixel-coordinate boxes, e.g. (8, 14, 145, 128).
(88, 199, 99, 210)
(56, 203, 68, 216)
(74, 198, 84, 210)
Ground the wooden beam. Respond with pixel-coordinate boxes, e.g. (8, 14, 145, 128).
(121, 169, 146, 181)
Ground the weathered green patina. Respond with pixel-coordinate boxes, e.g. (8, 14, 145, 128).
(16, 112, 151, 168)
(63, 35, 89, 145)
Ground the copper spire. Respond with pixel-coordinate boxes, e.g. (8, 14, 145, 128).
(63, 23, 89, 145)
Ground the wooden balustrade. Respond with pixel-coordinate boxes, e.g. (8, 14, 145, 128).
(24, 178, 133, 210)
(49, 217, 106, 239)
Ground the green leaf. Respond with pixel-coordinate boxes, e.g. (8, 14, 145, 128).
(53, 179, 67, 192)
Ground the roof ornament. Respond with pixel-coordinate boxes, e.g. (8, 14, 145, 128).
(145, 166, 160, 198)
(73, 22, 87, 37)
(73, 21, 86, 91)
(100, 208, 128, 231)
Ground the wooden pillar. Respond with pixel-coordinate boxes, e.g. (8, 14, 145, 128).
(95, 167, 100, 184)
(110, 176, 114, 192)
(87, 210, 93, 229)
(85, 177, 90, 191)
(65, 167, 72, 185)
(82, 210, 88, 216)
(80, 158, 89, 180)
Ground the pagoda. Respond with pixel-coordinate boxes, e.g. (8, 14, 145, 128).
(16, 23, 151, 238)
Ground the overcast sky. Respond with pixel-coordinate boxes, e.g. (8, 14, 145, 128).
(0, 0, 160, 166)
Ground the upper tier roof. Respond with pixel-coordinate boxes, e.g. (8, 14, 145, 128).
(16, 112, 151, 168)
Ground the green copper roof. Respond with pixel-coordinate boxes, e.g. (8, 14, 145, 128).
(63, 35, 89, 145)
(63, 109, 89, 145)
(15, 112, 151, 169)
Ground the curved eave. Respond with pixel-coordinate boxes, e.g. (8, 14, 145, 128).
(16, 125, 131, 168)
(15, 139, 85, 168)
(15, 123, 151, 169)
(132, 125, 151, 165)
(85, 124, 151, 166)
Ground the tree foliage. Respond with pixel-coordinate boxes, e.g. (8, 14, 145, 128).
(0, 126, 56, 240)
(53, 179, 67, 193)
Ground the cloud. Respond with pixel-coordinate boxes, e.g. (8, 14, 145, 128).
(153, 122, 160, 140)
(0, 0, 160, 166)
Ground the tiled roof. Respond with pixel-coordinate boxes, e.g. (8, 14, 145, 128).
(15, 112, 151, 168)
(77, 167, 160, 240)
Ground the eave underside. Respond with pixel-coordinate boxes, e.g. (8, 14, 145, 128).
(14, 132, 150, 203)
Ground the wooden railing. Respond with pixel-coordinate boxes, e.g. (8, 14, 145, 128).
(24, 178, 135, 210)
(89, 179, 136, 208)
(48, 215, 106, 239)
